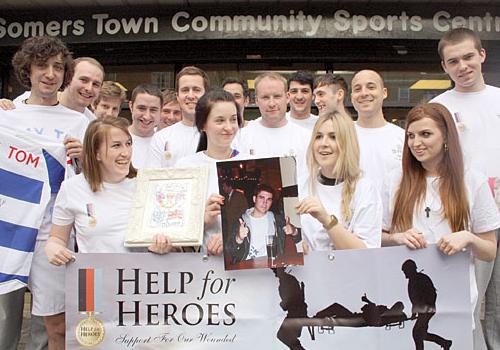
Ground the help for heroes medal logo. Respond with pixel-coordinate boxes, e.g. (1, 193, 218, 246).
(76, 268, 105, 347)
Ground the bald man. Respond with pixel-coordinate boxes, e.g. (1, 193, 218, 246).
(351, 70, 404, 190)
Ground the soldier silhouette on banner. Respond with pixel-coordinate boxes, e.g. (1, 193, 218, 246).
(402, 259, 452, 350)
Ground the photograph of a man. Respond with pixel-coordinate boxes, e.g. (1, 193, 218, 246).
(227, 184, 301, 267)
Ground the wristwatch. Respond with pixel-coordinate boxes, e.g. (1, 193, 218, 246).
(323, 214, 339, 230)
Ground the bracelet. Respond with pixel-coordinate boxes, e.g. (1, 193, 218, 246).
(323, 214, 339, 230)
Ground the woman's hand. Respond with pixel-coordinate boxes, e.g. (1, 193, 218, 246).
(392, 228, 427, 249)
(207, 233, 223, 256)
(296, 196, 329, 226)
(45, 237, 75, 266)
(437, 230, 472, 256)
(148, 234, 173, 254)
(204, 194, 224, 227)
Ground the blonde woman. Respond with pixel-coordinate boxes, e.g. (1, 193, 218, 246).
(296, 112, 382, 250)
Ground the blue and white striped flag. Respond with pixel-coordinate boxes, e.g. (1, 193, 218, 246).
(0, 125, 66, 294)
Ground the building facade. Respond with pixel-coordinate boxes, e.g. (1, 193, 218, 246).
(1, 0, 499, 121)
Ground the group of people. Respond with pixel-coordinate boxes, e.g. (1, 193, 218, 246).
(0, 26, 498, 350)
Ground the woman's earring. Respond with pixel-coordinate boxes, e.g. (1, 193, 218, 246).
(444, 143, 448, 152)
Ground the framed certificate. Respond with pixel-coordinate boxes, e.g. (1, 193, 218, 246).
(125, 166, 208, 247)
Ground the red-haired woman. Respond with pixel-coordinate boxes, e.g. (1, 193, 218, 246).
(44, 117, 173, 349)
(382, 103, 499, 342)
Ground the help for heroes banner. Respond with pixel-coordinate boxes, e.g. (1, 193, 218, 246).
(66, 246, 472, 349)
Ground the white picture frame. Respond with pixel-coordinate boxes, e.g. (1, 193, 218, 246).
(125, 166, 208, 247)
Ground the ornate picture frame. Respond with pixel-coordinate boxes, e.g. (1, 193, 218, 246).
(125, 166, 208, 247)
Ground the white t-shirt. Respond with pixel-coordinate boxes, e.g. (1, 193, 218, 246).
(247, 214, 269, 259)
(83, 107, 96, 121)
(300, 175, 382, 251)
(0, 102, 89, 241)
(382, 169, 500, 310)
(130, 133, 153, 169)
(13, 91, 96, 122)
(177, 150, 248, 247)
(355, 122, 404, 191)
(432, 86, 500, 196)
(286, 111, 319, 131)
(52, 174, 136, 253)
(239, 119, 311, 184)
(147, 121, 200, 168)
(13, 91, 31, 103)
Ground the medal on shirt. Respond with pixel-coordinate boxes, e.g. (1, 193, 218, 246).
(164, 141, 172, 160)
(76, 268, 105, 347)
(86, 203, 96, 227)
(453, 112, 466, 132)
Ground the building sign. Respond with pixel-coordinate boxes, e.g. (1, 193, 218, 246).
(1, 7, 500, 45)
(65, 246, 472, 349)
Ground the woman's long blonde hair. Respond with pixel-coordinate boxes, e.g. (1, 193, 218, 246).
(307, 112, 361, 222)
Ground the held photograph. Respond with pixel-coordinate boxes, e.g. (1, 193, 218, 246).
(217, 156, 304, 271)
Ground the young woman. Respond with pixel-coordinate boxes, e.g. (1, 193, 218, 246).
(296, 111, 382, 251)
(382, 103, 499, 329)
(44, 117, 172, 348)
(176, 88, 246, 255)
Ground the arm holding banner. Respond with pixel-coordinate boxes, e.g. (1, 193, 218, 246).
(297, 196, 366, 250)
(382, 229, 427, 250)
(438, 230, 496, 261)
(46, 223, 175, 265)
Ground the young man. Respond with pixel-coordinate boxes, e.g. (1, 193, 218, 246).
(222, 77, 249, 121)
(432, 28, 500, 350)
(0, 36, 89, 350)
(128, 84, 162, 168)
(1, 56, 104, 122)
(157, 88, 182, 130)
(239, 72, 310, 179)
(286, 71, 318, 130)
(351, 69, 405, 190)
(227, 184, 299, 263)
(314, 74, 349, 117)
(92, 80, 127, 119)
(147, 66, 209, 168)
(59, 57, 104, 120)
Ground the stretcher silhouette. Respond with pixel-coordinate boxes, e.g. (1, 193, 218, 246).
(280, 294, 416, 341)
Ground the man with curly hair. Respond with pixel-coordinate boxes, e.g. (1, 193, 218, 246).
(0, 36, 89, 350)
